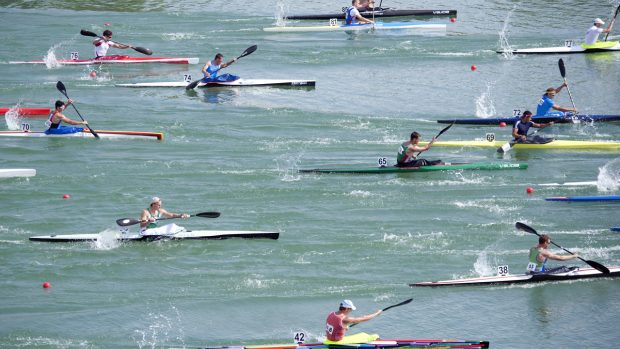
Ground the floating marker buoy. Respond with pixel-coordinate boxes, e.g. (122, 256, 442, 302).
(89, 71, 97, 78)
(42, 282, 51, 289)
(499, 122, 507, 127)
(63, 194, 70, 199)
(471, 65, 477, 72)
(526, 187, 534, 194)
(450, 18, 456, 23)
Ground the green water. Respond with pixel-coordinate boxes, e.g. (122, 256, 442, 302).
(1, 1, 620, 348)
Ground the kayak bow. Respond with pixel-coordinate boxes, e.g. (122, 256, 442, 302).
(0, 169, 36, 178)
(498, 41, 620, 55)
(437, 114, 620, 125)
(545, 195, 620, 202)
(300, 162, 527, 174)
(0, 130, 163, 141)
(9, 55, 199, 65)
(29, 230, 279, 242)
(116, 79, 316, 88)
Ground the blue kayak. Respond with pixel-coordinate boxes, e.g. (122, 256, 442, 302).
(437, 114, 620, 125)
(611, 227, 620, 232)
(546, 195, 620, 202)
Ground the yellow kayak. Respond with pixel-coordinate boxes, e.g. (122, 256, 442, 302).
(420, 139, 620, 150)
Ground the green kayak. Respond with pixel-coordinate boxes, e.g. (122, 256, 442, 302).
(299, 162, 528, 174)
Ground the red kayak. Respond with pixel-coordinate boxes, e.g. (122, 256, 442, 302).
(1, 108, 51, 117)
(9, 55, 199, 65)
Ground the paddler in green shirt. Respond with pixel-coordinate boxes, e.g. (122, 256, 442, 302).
(396, 131, 441, 167)
(140, 197, 189, 232)
(527, 234, 579, 274)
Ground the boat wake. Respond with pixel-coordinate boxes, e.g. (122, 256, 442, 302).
(43, 36, 77, 69)
(597, 158, 620, 192)
(274, 0, 290, 27)
(134, 306, 185, 349)
(89, 229, 122, 250)
(4, 104, 23, 130)
(474, 82, 496, 118)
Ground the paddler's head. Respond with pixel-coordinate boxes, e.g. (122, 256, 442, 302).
(339, 299, 356, 314)
(150, 196, 162, 209)
(545, 87, 557, 99)
(538, 234, 551, 247)
(54, 100, 65, 111)
(102, 30, 113, 40)
(594, 18, 605, 27)
(520, 110, 533, 121)
(213, 53, 224, 65)
(410, 131, 421, 144)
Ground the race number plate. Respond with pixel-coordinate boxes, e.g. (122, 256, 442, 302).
(564, 40, 574, 48)
(486, 133, 495, 142)
(21, 123, 31, 132)
(377, 157, 388, 167)
(70, 52, 79, 60)
(293, 331, 306, 344)
(497, 265, 509, 276)
(526, 262, 537, 272)
(329, 18, 339, 26)
(183, 74, 192, 83)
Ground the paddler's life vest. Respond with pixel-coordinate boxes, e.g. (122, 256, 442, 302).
(527, 246, 547, 273)
(325, 312, 346, 341)
(345, 6, 358, 25)
(94, 40, 112, 58)
(397, 142, 413, 164)
(205, 62, 221, 79)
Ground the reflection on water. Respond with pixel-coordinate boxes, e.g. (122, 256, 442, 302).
(529, 286, 552, 326)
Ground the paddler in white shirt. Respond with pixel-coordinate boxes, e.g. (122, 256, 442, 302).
(92, 30, 130, 58)
(325, 300, 382, 342)
(345, 0, 374, 25)
(527, 234, 579, 274)
(44, 100, 88, 135)
(140, 197, 189, 234)
(585, 18, 614, 45)
(396, 131, 440, 167)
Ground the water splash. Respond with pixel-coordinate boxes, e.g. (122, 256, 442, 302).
(597, 158, 620, 192)
(498, 4, 519, 60)
(473, 250, 498, 277)
(4, 104, 23, 130)
(475, 82, 496, 118)
(134, 305, 185, 349)
(275, 152, 303, 182)
(89, 229, 122, 250)
(274, 0, 290, 26)
(42, 36, 78, 69)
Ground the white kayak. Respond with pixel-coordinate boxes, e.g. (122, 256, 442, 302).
(538, 181, 598, 187)
(0, 130, 163, 141)
(0, 168, 36, 178)
(263, 21, 446, 33)
(29, 230, 280, 242)
(498, 40, 620, 55)
(116, 79, 316, 88)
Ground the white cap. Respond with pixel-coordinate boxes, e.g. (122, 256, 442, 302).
(150, 196, 161, 205)
(340, 299, 356, 310)
(594, 18, 605, 25)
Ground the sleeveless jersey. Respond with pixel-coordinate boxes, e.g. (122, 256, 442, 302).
(325, 312, 346, 342)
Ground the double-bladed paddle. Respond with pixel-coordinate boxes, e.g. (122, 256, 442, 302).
(558, 59, 578, 123)
(185, 45, 258, 90)
(515, 222, 610, 274)
(604, 4, 620, 41)
(416, 121, 454, 157)
(349, 298, 413, 328)
(80, 29, 153, 56)
(116, 211, 221, 227)
(55, 81, 99, 138)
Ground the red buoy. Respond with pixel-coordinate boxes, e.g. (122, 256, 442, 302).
(471, 65, 477, 72)
(63, 194, 70, 199)
(89, 71, 97, 78)
(526, 187, 534, 194)
(450, 18, 456, 23)
(42, 282, 51, 289)
(499, 122, 507, 127)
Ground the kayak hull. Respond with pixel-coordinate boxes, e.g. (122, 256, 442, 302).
(420, 139, 620, 150)
(437, 114, 620, 125)
(498, 41, 620, 55)
(198, 339, 489, 349)
(612, 227, 620, 232)
(1, 107, 50, 116)
(0, 169, 36, 178)
(0, 130, 163, 141)
(29, 230, 280, 242)
(8, 56, 199, 65)
(116, 79, 316, 88)
(287, 9, 457, 20)
(263, 22, 446, 33)
(411, 266, 620, 287)
(545, 195, 620, 202)
(300, 162, 527, 174)
(538, 181, 598, 187)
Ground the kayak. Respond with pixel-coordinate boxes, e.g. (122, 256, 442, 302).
(263, 22, 446, 33)
(300, 162, 527, 174)
(419, 139, 620, 150)
(287, 8, 457, 20)
(197, 338, 489, 349)
(0, 130, 163, 141)
(116, 79, 316, 88)
(538, 181, 598, 187)
(9, 55, 199, 65)
(29, 230, 279, 242)
(545, 195, 620, 202)
(612, 227, 620, 232)
(410, 266, 620, 287)
(437, 114, 620, 125)
(0, 169, 36, 178)
(1, 107, 50, 116)
(498, 40, 620, 55)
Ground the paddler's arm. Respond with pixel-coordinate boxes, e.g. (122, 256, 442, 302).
(356, 14, 374, 24)
(57, 113, 87, 126)
(512, 127, 526, 142)
(343, 310, 382, 325)
(109, 41, 131, 49)
(139, 209, 152, 229)
(201, 61, 211, 77)
(532, 122, 554, 129)
(220, 58, 237, 69)
(411, 136, 437, 153)
(541, 249, 579, 261)
(159, 208, 190, 219)
(551, 104, 577, 113)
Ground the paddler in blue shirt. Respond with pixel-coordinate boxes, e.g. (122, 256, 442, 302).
(200, 53, 240, 83)
(512, 110, 553, 143)
(527, 234, 579, 274)
(44, 100, 88, 135)
(396, 131, 441, 167)
(345, 0, 374, 25)
(535, 84, 577, 117)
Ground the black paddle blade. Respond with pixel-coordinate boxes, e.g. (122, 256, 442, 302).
(80, 29, 98, 37)
(437, 121, 455, 138)
(239, 45, 258, 58)
(185, 79, 201, 90)
(516, 222, 540, 236)
(558, 59, 566, 78)
(586, 260, 611, 274)
(382, 298, 413, 311)
(133, 46, 153, 55)
(56, 81, 67, 96)
(116, 218, 140, 227)
(195, 212, 221, 218)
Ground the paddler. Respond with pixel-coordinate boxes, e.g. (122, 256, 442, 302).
(396, 131, 441, 167)
(92, 30, 130, 58)
(535, 84, 577, 117)
(140, 197, 189, 234)
(345, 0, 374, 25)
(200, 53, 240, 83)
(512, 110, 553, 143)
(356, 0, 376, 11)
(585, 18, 614, 45)
(44, 100, 88, 135)
(325, 300, 382, 342)
(527, 234, 579, 274)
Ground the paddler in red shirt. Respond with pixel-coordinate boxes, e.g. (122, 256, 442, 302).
(325, 300, 382, 342)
